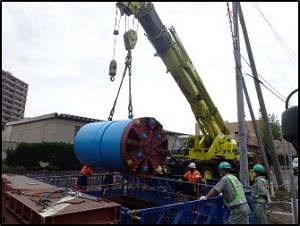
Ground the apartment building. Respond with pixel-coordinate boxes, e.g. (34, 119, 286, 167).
(2, 70, 28, 130)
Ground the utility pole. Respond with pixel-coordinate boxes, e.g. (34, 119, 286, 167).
(242, 77, 271, 182)
(232, 2, 249, 187)
(236, 2, 285, 190)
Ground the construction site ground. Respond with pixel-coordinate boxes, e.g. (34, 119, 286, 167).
(2, 164, 298, 224)
(267, 190, 296, 224)
(266, 167, 298, 224)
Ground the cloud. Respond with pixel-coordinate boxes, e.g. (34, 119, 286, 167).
(2, 2, 298, 134)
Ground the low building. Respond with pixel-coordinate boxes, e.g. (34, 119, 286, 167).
(2, 112, 103, 144)
(226, 121, 297, 157)
(2, 112, 182, 161)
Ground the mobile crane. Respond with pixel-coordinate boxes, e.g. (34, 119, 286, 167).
(116, 2, 250, 180)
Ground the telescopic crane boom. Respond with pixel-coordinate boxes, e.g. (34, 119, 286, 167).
(116, 2, 240, 179)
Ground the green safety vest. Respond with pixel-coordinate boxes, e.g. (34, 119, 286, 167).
(251, 176, 268, 203)
(226, 174, 247, 207)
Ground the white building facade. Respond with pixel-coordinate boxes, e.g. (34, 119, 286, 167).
(2, 113, 103, 161)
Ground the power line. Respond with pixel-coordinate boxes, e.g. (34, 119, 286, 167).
(250, 3, 298, 91)
(226, 2, 294, 108)
(250, 39, 296, 91)
(252, 3, 298, 67)
(244, 71, 291, 107)
(240, 54, 290, 104)
(238, 3, 298, 106)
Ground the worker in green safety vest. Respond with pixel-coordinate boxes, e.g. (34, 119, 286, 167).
(251, 164, 269, 224)
(199, 161, 250, 224)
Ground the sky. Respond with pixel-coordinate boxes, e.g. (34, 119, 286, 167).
(2, 2, 298, 135)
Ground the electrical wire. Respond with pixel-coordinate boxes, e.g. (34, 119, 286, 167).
(252, 3, 298, 68)
(226, 2, 297, 109)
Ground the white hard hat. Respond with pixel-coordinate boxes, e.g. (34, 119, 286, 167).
(188, 162, 196, 169)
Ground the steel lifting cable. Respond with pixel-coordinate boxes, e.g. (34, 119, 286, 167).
(109, 6, 122, 82)
(108, 49, 133, 121)
(127, 50, 134, 119)
(108, 13, 138, 121)
(126, 13, 137, 119)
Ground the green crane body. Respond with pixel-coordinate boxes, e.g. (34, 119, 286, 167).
(116, 2, 245, 179)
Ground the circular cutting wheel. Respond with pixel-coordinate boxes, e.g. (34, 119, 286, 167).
(74, 117, 169, 178)
(120, 117, 169, 177)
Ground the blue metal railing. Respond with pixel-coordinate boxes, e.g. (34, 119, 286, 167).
(27, 172, 254, 224)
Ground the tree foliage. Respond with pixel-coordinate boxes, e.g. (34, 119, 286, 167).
(6, 142, 82, 171)
(258, 112, 282, 154)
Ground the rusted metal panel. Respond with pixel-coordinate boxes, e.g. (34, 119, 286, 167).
(107, 195, 160, 209)
(2, 174, 121, 224)
(2, 174, 55, 192)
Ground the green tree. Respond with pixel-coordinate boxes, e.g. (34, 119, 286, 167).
(258, 112, 282, 156)
(6, 142, 82, 171)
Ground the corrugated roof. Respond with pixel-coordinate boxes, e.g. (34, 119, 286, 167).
(5, 112, 103, 125)
(5, 113, 187, 135)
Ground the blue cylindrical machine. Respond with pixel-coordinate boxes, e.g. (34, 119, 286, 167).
(74, 117, 168, 177)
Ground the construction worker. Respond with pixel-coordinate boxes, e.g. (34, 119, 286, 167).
(180, 162, 203, 197)
(76, 165, 93, 192)
(251, 164, 268, 224)
(183, 162, 203, 183)
(199, 161, 250, 224)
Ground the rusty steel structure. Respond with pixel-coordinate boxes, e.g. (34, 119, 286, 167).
(2, 171, 256, 224)
(2, 174, 121, 224)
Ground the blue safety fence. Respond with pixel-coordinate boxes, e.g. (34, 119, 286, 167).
(27, 172, 254, 224)
(120, 207, 133, 224)
(119, 196, 227, 224)
(26, 172, 119, 189)
(109, 175, 253, 224)
(24, 174, 77, 188)
(132, 176, 179, 204)
(125, 175, 218, 204)
(116, 192, 253, 224)
(32, 175, 78, 188)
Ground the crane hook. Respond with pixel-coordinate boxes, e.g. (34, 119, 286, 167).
(109, 60, 117, 82)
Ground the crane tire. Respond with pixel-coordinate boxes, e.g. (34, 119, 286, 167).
(200, 165, 215, 180)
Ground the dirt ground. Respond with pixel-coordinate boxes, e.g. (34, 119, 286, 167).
(267, 190, 297, 224)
